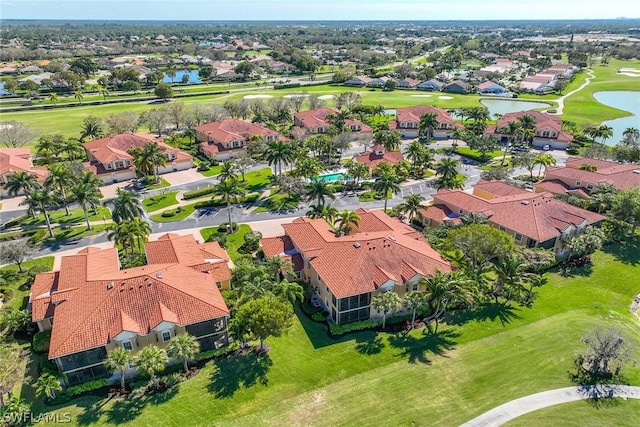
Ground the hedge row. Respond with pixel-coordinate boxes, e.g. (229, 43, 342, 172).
(183, 185, 217, 200)
(193, 193, 260, 209)
(329, 320, 381, 335)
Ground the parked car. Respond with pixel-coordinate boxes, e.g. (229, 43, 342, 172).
(542, 144, 550, 151)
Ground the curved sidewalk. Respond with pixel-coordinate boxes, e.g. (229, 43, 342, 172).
(460, 384, 640, 427)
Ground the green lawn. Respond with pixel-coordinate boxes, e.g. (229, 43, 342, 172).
(143, 177, 171, 190)
(241, 168, 273, 192)
(0, 257, 54, 311)
(200, 224, 252, 262)
(253, 193, 300, 212)
(454, 147, 505, 163)
(505, 399, 640, 426)
(4, 206, 112, 228)
(198, 164, 223, 177)
(149, 204, 196, 222)
(142, 191, 179, 212)
(46, 224, 110, 243)
(29, 240, 640, 426)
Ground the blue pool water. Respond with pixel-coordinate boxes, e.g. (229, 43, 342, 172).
(316, 172, 347, 182)
(163, 69, 202, 84)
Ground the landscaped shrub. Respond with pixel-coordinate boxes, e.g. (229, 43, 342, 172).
(329, 320, 381, 335)
(39, 357, 59, 377)
(27, 229, 49, 243)
(274, 82, 301, 89)
(161, 209, 178, 217)
(183, 186, 217, 200)
(311, 312, 328, 322)
(453, 148, 493, 163)
(195, 342, 239, 362)
(32, 330, 51, 354)
(358, 191, 376, 202)
(66, 378, 109, 397)
(217, 222, 238, 233)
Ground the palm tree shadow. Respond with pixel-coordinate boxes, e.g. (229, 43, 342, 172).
(207, 352, 272, 398)
(602, 239, 640, 266)
(104, 386, 179, 425)
(446, 302, 522, 327)
(388, 328, 459, 364)
(355, 334, 385, 355)
(75, 399, 107, 426)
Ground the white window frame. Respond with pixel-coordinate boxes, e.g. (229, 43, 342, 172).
(122, 340, 133, 350)
(161, 330, 171, 342)
(514, 233, 523, 242)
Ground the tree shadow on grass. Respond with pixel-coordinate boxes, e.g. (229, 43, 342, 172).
(104, 386, 179, 425)
(388, 328, 459, 364)
(602, 238, 640, 266)
(76, 398, 110, 426)
(569, 364, 631, 409)
(294, 304, 358, 349)
(207, 352, 272, 398)
(446, 302, 522, 327)
(355, 333, 384, 355)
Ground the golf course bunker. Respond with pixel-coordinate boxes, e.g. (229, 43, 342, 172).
(617, 68, 640, 77)
(411, 94, 433, 97)
(283, 94, 310, 99)
(243, 94, 274, 99)
(438, 96, 454, 100)
(317, 95, 334, 100)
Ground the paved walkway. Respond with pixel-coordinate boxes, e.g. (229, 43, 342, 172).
(548, 69, 596, 115)
(460, 384, 640, 427)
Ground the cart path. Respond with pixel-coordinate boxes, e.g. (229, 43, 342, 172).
(549, 69, 596, 115)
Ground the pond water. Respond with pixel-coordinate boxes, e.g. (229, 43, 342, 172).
(593, 91, 640, 145)
(163, 69, 202, 84)
(479, 99, 551, 117)
(0, 82, 11, 95)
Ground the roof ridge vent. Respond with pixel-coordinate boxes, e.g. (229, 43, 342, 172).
(521, 200, 530, 205)
(353, 242, 361, 248)
(156, 272, 163, 279)
(107, 281, 114, 290)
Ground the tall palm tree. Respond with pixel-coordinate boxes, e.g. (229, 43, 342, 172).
(167, 334, 200, 373)
(305, 180, 336, 206)
(48, 92, 58, 106)
(305, 204, 325, 219)
(45, 163, 76, 216)
(335, 209, 360, 236)
(79, 170, 103, 215)
(598, 125, 613, 145)
(133, 142, 168, 183)
(128, 217, 152, 251)
(218, 160, 239, 183)
(623, 127, 639, 139)
(434, 157, 464, 191)
(71, 177, 102, 230)
(373, 130, 401, 152)
(23, 184, 56, 238)
(346, 161, 370, 185)
(265, 140, 295, 176)
(74, 90, 84, 104)
(372, 291, 402, 329)
(534, 153, 556, 177)
(3, 171, 37, 197)
(133, 345, 168, 389)
(59, 138, 85, 161)
(105, 347, 132, 390)
(35, 373, 62, 401)
(403, 291, 426, 330)
(397, 193, 425, 222)
(421, 270, 473, 333)
(517, 114, 536, 146)
(214, 179, 245, 233)
(104, 188, 144, 224)
(107, 221, 134, 254)
(499, 120, 521, 165)
(373, 170, 400, 212)
(99, 86, 109, 101)
(272, 279, 304, 304)
(418, 112, 439, 144)
(404, 140, 429, 173)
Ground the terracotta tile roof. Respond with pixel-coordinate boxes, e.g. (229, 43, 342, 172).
(267, 209, 451, 298)
(354, 150, 404, 169)
(0, 148, 48, 182)
(419, 204, 462, 225)
(195, 118, 282, 144)
(83, 133, 192, 166)
(293, 108, 372, 133)
(533, 179, 572, 195)
(395, 106, 456, 125)
(473, 180, 529, 198)
(429, 185, 605, 243)
(544, 157, 640, 190)
(32, 234, 231, 359)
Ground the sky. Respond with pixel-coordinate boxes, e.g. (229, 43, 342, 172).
(1, 0, 639, 21)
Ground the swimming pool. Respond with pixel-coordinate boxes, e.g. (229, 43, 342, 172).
(316, 172, 347, 182)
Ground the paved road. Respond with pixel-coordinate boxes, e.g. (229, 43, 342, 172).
(460, 384, 640, 427)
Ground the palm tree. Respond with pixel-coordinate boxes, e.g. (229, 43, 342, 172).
(305, 180, 336, 206)
(397, 193, 425, 222)
(598, 125, 613, 145)
(3, 171, 37, 198)
(214, 179, 245, 233)
(373, 171, 400, 212)
(272, 279, 304, 304)
(623, 127, 639, 140)
(130, 142, 167, 183)
(373, 130, 401, 152)
(305, 204, 325, 219)
(104, 188, 144, 223)
(264, 256, 294, 281)
(499, 120, 521, 165)
(80, 117, 104, 141)
(517, 114, 536, 145)
(105, 347, 132, 390)
(98, 86, 109, 101)
(128, 217, 152, 251)
(107, 221, 134, 254)
(133, 345, 168, 389)
(167, 334, 200, 373)
(74, 90, 84, 104)
(403, 291, 426, 330)
(460, 212, 487, 225)
(346, 161, 370, 185)
(48, 92, 58, 106)
(59, 138, 84, 161)
(434, 157, 464, 190)
(0, 308, 31, 335)
(24, 184, 56, 238)
(35, 373, 62, 401)
(421, 271, 474, 333)
(372, 291, 402, 329)
(418, 112, 438, 144)
(71, 176, 102, 230)
(534, 153, 556, 177)
(79, 171, 103, 214)
(293, 157, 323, 181)
(335, 209, 360, 236)
(218, 160, 238, 183)
(265, 140, 295, 176)
(45, 163, 76, 216)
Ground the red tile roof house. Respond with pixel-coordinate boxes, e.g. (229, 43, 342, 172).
(293, 108, 373, 140)
(390, 106, 459, 139)
(0, 147, 49, 197)
(417, 180, 605, 257)
(261, 209, 451, 325)
(83, 133, 193, 184)
(195, 118, 284, 161)
(354, 144, 404, 173)
(535, 157, 640, 195)
(484, 111, 574, 150)
(30, 233, 231, 386)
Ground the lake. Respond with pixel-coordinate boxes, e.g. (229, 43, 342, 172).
(163, 69, 202, 84)
(479, 99, 551, 117)
(0, 82, 11, 95)
(593, 91, 640, 145)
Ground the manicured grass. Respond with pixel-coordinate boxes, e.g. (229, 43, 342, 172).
(141, 191, 179, 212)
(454, 147, 504, 162)
(200, 224, 252, 262)
(46, 224, 110, 243)
(144, 177, 171, 190)
(505, 399, 640, 426)
(253, 193, 299, 212)
(0, 257, 54, 311)
(242, 168, 273, 192)
(4, 206, 112, 228)
(149, 204, 196, 222)
(198, 164, 223, 177)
